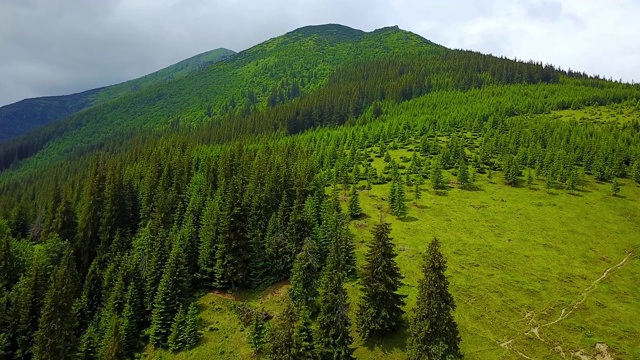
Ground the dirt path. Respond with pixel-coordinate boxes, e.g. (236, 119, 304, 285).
(498, 251, 633, 359)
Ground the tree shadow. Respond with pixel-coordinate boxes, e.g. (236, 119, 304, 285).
(464, 184, 484, 192)
(362, 326, 408, 354)
(433, 189, 449, 196)
(353, 213, 371, 220)
(399, 216, 419, 223)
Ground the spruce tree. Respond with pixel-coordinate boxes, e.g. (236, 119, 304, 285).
(293, 306, 316, 359)
(100, 313, 125, 360)
(289, 239, 321, 313)
(414, 180, 422, 204)
(33, 250, 80, 360)
(183, 303, 200, 350)
(612, 178, 621, 197)
(150, 245, 189, 347)
(121, 269, 145, 358)
(631, 160, 640, 185)
(249, 309, 267, 355)
(392, 178, 408, 218)
(168, 306, 187, 352)
(315, 239, 354, 360)
(456, 161, 469, 189)
(430, 158, 445, 190)
(348, 186, 362, 219)
(407, 239, 462, 360)
(356, 223, 406, 340)
(267, 301, 297, 359)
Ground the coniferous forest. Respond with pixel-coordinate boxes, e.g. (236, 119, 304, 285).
(1, 24, 640, 359)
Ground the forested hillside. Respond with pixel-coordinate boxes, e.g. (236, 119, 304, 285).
(1, 24, 639, 359)
(0, 48, 235, 141)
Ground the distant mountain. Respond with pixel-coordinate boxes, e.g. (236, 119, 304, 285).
(0, 48, 235, 140)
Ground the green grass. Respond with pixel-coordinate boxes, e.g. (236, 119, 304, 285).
(142, 146, 640, 359)
(549, 103, 640, 124)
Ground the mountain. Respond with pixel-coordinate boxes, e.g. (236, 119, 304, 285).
(0, 48, 235, 141)
(0, 24, 446, 175)
(0, 24, 639, 359)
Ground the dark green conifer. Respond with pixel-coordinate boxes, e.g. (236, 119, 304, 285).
(149, 245, 189, 347)
(293, 306, 316, 359)
(315, 239, 354, 360)
(267, 301, 297, 359)
(612, 178, 621, 197)
(407, 239, 462, 360)
(348, 186, 362, 219)
(456, 160, 469, 189)
(168, 306, 187, 352)
(289, 239, 321, 313)
(33, 250, 80, 360)
(356, 223, 406, 340)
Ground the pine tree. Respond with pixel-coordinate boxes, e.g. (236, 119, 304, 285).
(150, 245, 189, 347)
(612, 178, 621, 197)
(631, 160, 640, 185)
(566, 168, 577, 194)
(267, 301, 297, 359)
(504, 157, 520, 186)
(168, 306, 187, 352)
(414, 180, 422, 204)
(198, 197, 220, 285)
(183, 303, 200, 350)
(407, 239, 462, 360)
(545, 175, 554, 193)
(456, 161, 469, 189)
(430, 158, 445, 190)
(356, 223, 406, 340)
(348, 186, 362, 219)
(249, 309, 267, 355)
(121, 268, 145, 358)
(289, 239, 321, 313)
(315, 239, 354, 360)
(486, 167, 493, 182)
(33, 250, 80, 360)
(392, 178, 408, 218)
(293, 306, 316, 359)
(526, 168, 534, 188)
(100, 313, 125, 360)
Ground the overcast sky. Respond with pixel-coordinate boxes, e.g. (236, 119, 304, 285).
(1, 0, 638, 107)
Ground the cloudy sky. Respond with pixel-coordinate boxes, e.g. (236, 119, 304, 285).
(1, 0, 638, 107)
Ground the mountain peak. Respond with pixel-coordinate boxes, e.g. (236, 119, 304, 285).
(285, 23, 365, 41)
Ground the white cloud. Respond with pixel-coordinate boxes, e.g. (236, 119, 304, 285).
(0, 0, 638, 107)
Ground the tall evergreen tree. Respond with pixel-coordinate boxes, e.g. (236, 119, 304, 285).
(293, 306, 316, 359)
(99, 313, 125, 360)
(348, 186, 362, 219)
(289, 239, 321, 313)
(315, 239, 354, 360)
(456, 160, 469, 189)
(167, 306, 187, 352)
(356, 223, 406, 340)
(407, 239, 461, 360)
(430, 158, 445, 190)
(33, 250, 80, 360)
(121, 266, 145, 358)
(267, 301, 297, 359)
(149, 245, 189, 347)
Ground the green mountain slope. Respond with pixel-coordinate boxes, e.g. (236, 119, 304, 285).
(0, 48, 235, 141)
(0, 24, 445, 175)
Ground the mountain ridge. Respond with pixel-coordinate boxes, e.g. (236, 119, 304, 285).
(0, 47, 235, 140)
